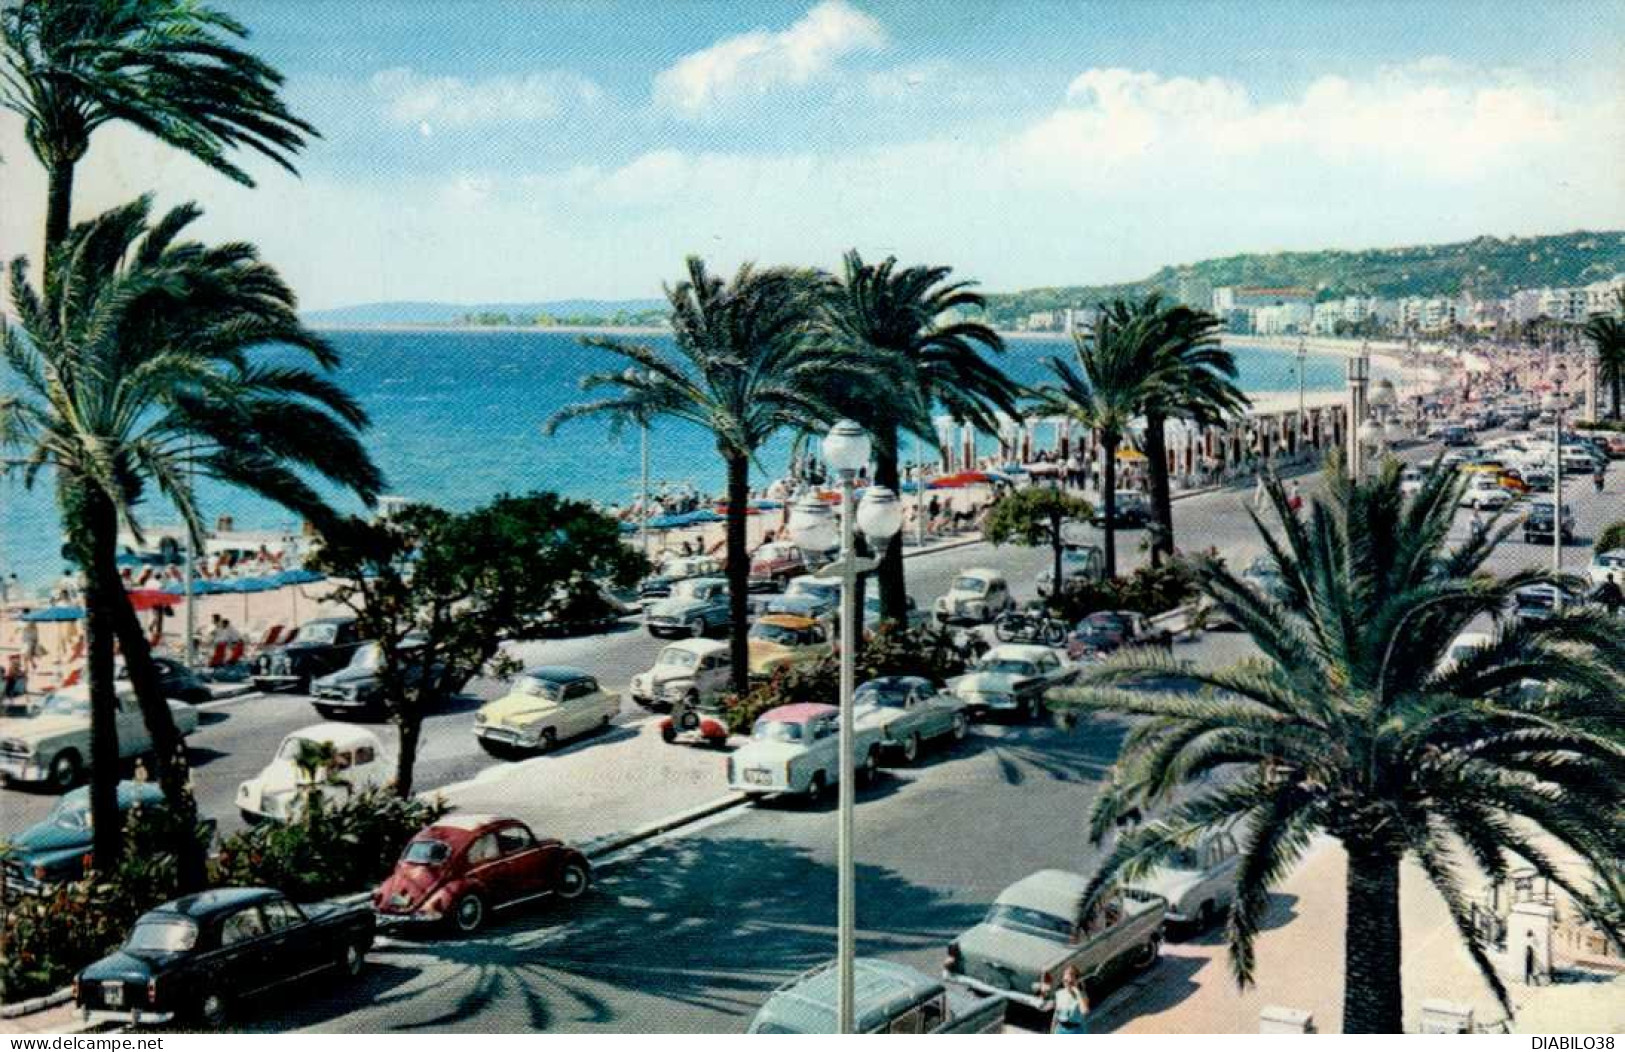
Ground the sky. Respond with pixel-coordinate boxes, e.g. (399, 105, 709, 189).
(2, 0, 1623, 310)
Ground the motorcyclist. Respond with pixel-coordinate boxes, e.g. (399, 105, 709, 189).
(1595, 464, 1606, 493)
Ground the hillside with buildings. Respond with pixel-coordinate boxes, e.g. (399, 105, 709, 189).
(986, 230, 1625, 336)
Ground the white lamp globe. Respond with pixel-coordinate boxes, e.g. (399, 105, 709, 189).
(857, 486, 903, 541)
(1358, 420, 1383, 446)
(788, 497, 837, 552)
(823, 420, 872, 475)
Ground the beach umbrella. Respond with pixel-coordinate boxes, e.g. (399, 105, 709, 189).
(20, 605, 83, 622)
(272, 568, 325, 587)
(125, 589, 176, 612)
(1116, 448, 1148, 462)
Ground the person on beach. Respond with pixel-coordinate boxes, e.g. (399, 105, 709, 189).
(1051, 966, 1089, 1034)
(1252, 471, 1269, 511)
(1287, 480, 1303, 513)
(20, 618, 42, 672)
(3, 654, 25, 698)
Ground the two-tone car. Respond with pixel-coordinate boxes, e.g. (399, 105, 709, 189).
(474, 666, 618, 756)
(644, 576, 730, 638)
(853, 676, 969, 764)
(236, 723, 391, 824)
(310, 634, 454, 721)
(943, 869, 1167, 1015)
(1121, 828, 1241, 931)
(764, 575, 841, 621)
(638, 554, 723, 599)
(2, 781, 213, 895)
(74, 887, 374, 1027)
(0, 685, 199, 790)
(747, 614, 833, 678)
(933, 569, 1015, 625)
(947, 644, 1074, 721)
(629, 637, 732, 711)
(251, 616, 367, 693)
(749, 959, 1005, 1034)
(748, 541, 810, 592)
(726, 703, 883, 802)
(373, 814, 591, 934)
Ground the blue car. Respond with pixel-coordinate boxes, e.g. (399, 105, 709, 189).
(2, 781, 212, 895)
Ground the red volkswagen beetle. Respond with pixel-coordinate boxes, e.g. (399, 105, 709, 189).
(373, 814, 591, 934)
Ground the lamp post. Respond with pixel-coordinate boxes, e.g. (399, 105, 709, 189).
(1346, 346, 1372, 478)
(1296, 337, 1307, 450)
(1546, 363, 1569, 579)
(787, 421, 901, 1035)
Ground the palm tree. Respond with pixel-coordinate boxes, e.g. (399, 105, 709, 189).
(1049, 460, 1625, 1033)
(546, 258, 846, 696)
(815, 251, 1018, 623)
(1583, 289, 1625, 421)
(1138, 298, 1248, 562)
(1029, 302, 1166, 578)
(1, 0, 316, 252)
(0, 197, 381, 872)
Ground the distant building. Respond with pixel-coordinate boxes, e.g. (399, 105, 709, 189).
(1507, 289, 1544, 323)
(1584, 275, 1625, 315)
(1211, 287, 1236, 314)
(1172, 273, 1212, 311)
(1311, 301, 1343, 335)
(1254, 303, 1313, 335)
(1537, 287, 1589, 323)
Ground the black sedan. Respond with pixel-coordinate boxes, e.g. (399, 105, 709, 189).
(118, 655, 212, 704)
(251, 616, 367, 693)
(75, 887, 374, 1026)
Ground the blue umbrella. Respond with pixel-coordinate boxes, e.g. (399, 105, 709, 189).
(20, 605, 83, 622)
(273, 568, 325, 587)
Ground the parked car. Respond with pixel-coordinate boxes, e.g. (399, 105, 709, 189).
(116, 656, 211, 704)
(644, 576, 730, 638)
(74, 887, 374, 1027)
(2, 781, 214, 895)
(1440, 426, 1473, 448)
(0, 685, 199, 791)
(1437, 630, 1492, 676)
(943, 869, 1167, 1013)
(772, 575, 842, 620)
(747, 614, 833, 678)
(1512, 583, 1568, 623)
(1589, 549, 1625, 589)
(1121, 828, 1240, 930)
(629, 637, 732, 711)
(236, 723, 391, 824)
(474, 667, 618, 756)
(749, 958, 1005, 1034)
(1092, 490, 1151, 528)
(638, 554, 723, 599)
(1239, 555, 1288, 602)
(947, 643, 1073, 721)
(1522, 500, 1575, 544)
(251, 616, 367, 693)
(1399, 466, 1427, 496)
(934, 568, 1016, 625)
(1065, 610, 1158, 661)
(311, 634, 453, 721)
(1036, 544, 1106, 598)
(863, 593, 924, 630)
(853, 676, 970, 763)
(1459, 475, 1511, 510)
(747, 541, 810, 591)
(373, 814, 591, 934)
(726, 702, 883, 802)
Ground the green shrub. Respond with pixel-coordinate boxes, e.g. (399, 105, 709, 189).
(1575, 420, 1625, 433)
(1597, 521, 1625, 556)
(1043, 560, 1199, 622)
(212, 787, 449, 903)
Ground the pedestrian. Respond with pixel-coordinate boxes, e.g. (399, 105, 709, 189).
(1594, 465, 1606, 494)
(1523, 938, 1540, 986)
(1287, 480, 1304, 513)
(1593, 573, 1623, 616)
(1050, 966, 1090, 1034)
(3, 654, 25, 699)
(1252, 470, 1269, 511)
(20, 617, 42, 673)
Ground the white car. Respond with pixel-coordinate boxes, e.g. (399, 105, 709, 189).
(1438, 631, 1492, 675)
(237, 723, 391, 823)
(1122, 828, 1241, 928)
(726, 703, 883, 802)
(947, 643, 1074, 721)
(934, 568, 1015, 625)
(0, 684, 199, 791)
(1399, 467, 1427, 497)
(1459, 476, 1510, 510)
(629, 637, 733, 710)
(1589, 549, 1625, 589)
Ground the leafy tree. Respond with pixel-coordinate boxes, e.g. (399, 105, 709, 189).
(312, 494, 648, 796)
(983, 486, 1095, 600)
(815, 251, 1019, 623)
(1583, 289, 1625, 420)
(546, 258, 852, 695)
(1, 0, 316, 250)
(1595, 521, 1625, 557)
(1029, 301, 1168, 578)
(1049, 460, 1625, 1033)
(0, 198, 379, 874)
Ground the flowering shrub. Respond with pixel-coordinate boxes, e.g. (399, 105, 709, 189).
(212, 787, 449, 902)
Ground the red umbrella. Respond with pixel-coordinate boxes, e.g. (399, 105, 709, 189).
(126, 589, 177, 612)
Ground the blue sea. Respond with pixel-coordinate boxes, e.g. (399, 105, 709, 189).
(0, 330, 1362, 593)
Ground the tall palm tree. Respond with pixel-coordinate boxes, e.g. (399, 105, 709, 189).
(1583, 289, 1625, 421)
(0, 197, 381, 872)
(814, 251, 1019, 623)
(1029, 302, 1166, 578)
(1049, 460, 1625, 1033)
(1138, 298, 1248, 562)
(1, 0, 316, 252)
(546, 258, 846, 696)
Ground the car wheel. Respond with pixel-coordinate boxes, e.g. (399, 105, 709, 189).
(660, 723, 677, 744)
(452, 892, 486, 934)
(556, 860, 591, 900)
(901, 733, 921, 765)
(1024, 695, 1042, 723)
(1134, 933, 1163, 971)
(950, 712, 969, 742)
(805, 770, 826, 804)
(859, 748, 879, 786)
(340, 940, 365, 979)
(477, 739, 511, 759)
(198, 988, 230, 1027)
(1195, 901, 1218, 932)
(539, 728, 558, 751)
(48, 750, 83, 790)
(688, 618, 706, 638)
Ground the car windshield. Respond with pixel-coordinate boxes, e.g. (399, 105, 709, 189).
(855, 684, 910, 709)
(1448, 644, 1479, 664)
(515, 677, 563, 700)
(952, 577, 988, 594)
(751, 623, 807, 646)
(985, 903, 1072, 943)
(788, 580, 838, 600)
(1165, 847, 1202, 870)
(299, 622, 340, 645)
(50, 800, 91, 830)
(1517, 591, 1554, 609)
(1599, 556, 1625, 569)
(126, 918, 197, 954)
(657, 648, 699, 669)
(39, 692, 90, 718)
(403, 839, 451, 866)
(752, 719, 803, 743)
(349, 643, 384, 671)
(977, 658, 1036, 676)
(277, 736, 329, 761)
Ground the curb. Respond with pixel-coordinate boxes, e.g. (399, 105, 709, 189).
(0, 988, 72, 1020)
(579, 793, 751, 862)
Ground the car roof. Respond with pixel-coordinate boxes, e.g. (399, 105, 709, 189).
(956, 567, 1002, 580)
(753, 959, 942, 1034)
(520, 665, 594, 684)
(996, 869, 1090, 917)
(858, 676, 932, 690)
(984, 643, 1056, 660)
(663, 637, 730, 656)
(302, 616, 356, 627)
(59, 780, 167, 811)
(285, 722, 384, 750)
(759, 702, 836, 723)
(152, 886, 283, 921)
(757, 614, 818, 629)
(1594, 549, 1625, 561)
(680, 576, 727, 588)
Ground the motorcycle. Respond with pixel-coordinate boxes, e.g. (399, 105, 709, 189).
(993, 609, 1067, 646)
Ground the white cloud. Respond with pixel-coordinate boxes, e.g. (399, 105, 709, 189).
(369, 67, 602, 128)
(653, 0, 885, 117)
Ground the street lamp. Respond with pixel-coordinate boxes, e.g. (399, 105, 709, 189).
(1545, 363, 1569, 579)
(788, 420, 901, 1035)
(1346, 348, 1372, 478)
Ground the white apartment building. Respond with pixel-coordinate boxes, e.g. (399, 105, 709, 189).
(1537, 287, 1589, 323)
(1584, 275, 1625, 315)
(1211, 286, 1236, 314)
(1311, 301, 1343, 335)
(1254, 302, 1313, 334)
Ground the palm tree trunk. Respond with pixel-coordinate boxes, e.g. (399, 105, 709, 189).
(872, 423, 908, 625)
(1613, 372, 1622, 420)
(1050, 507, 1065, 603)
(1342, 842, 1404, 1033)
(725, 450, 751, 697)
(44, 161, 76, 261)
(1101, 433, 1120, 578)
(1143, 411, 1173, 565)
(63, 487, 124, 869)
